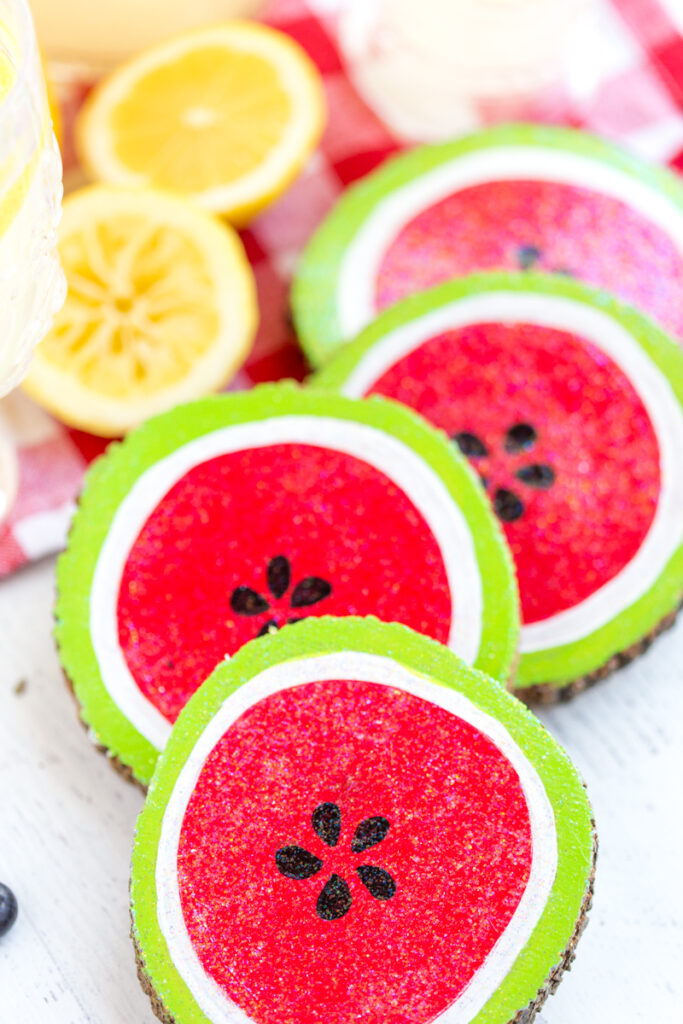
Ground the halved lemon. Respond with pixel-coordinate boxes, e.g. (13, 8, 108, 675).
(75, 22, 326, 225)
(22, 185, 258, 436)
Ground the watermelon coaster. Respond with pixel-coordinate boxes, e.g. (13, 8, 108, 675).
(131, 617, 596, 1024)
(314, 273, 683, 698)
(56, 383, 518, 786)
(292, 123, 683, 367)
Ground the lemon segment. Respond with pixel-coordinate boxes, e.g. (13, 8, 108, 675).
(76, 22, 326, 224)
(0, 56, 14, 105)
(43, 58, 62, 148)
(0, 19, 16, 104)
(22, 185, 258, 435)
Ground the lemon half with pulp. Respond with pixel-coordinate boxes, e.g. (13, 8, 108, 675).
(23, 185, 258, 436)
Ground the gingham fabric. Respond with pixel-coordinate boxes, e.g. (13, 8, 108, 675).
(2, 0, 683, 576)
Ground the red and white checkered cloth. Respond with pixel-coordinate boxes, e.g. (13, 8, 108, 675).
(2, 0, 683, 576)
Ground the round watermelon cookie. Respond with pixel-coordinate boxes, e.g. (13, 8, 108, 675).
(292, 123, 683, 367)
(314, 273, 683, 699)
(56, 383, 517, 786)
(131, 617, 596, 1024)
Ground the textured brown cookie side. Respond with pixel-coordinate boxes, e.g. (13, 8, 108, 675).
(515, 600, 681, 706)
(54, 517, 151, 791)
(511, 824, 598, 1023)
(134, 931, 177, 1024)
(59, 660, 148, 792)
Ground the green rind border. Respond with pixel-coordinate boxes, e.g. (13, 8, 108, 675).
(131, 616, 596, 1024)
(314, 271, 683, 688)
(291, 122, 683, 367)
(55, 382, 518, 786)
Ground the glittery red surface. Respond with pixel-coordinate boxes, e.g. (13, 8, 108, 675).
(177, 678, 532, 1024)
(376, 181, 683, 342)
(369, 323, 660, 625)
(117, 445, 451, 722)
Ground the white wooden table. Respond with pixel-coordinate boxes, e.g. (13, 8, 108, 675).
(1, 556, 682, 1022)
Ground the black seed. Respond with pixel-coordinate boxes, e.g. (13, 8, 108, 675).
(516, 463, 555, 489)
(312, 803, 341, 847)
(453, 431, 488, 458)
(316, 874, 352, 920)
(257, 619, 279, 637)
(267, 555, 291, 599)
(275, 846, 323, 880)
(480, 476, 490, 489)
(0, 884, 18, 937)
(291, 577, 332, 608)
(494, 488, 525, 522)
(287, 617, 304, 626)
(553, 266, 575, 277)
(231, 586, 270, 616)
(504, 423, 537, 453)
(516, 244, 542, 270)
(356, 865, 396, 901)
(351, 816, 390, 853)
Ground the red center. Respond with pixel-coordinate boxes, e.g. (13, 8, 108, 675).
(367, 323, 660, 624)
(117, 444, 451, 722)
(177, 678, 533, 1024)
(376, 180, 683, 341)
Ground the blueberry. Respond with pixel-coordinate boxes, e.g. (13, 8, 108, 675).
(0, 883, 18, 937)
